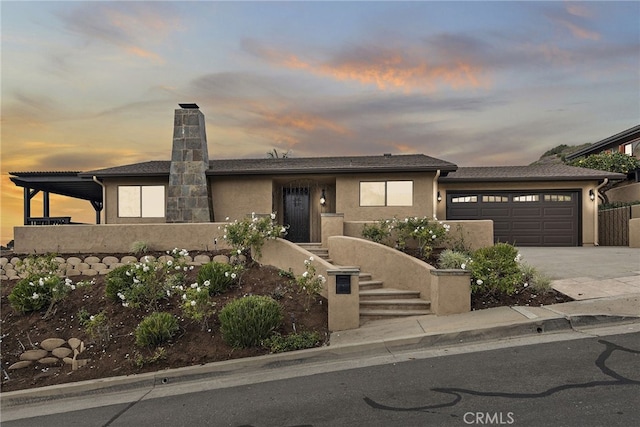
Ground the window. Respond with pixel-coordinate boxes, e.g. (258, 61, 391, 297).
(360, 181, 413, 206)
(544, 194, 573, 202)
(513, 194, 539, 202)
(118, 186, 165, 217)
(624, 143, 633, 156)
(451, 195, 477, 203)
(482, 195, 509, 203)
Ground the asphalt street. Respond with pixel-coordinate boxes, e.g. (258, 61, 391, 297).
(3, 325, 639, 427)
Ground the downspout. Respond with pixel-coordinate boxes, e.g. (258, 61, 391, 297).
(592, 178, 608, 246)
(433, 169, 441, 219)
(92, 176, 105, 225)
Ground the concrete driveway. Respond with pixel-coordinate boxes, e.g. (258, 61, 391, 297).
(516, 246, 640, 300)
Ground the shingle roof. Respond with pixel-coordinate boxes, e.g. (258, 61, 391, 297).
(440, 164, 626, 182)
(81, 154, 458, 178)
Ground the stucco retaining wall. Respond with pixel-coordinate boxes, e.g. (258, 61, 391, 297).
(630, 218, 640, 248)
(328, 235, 435, 299)
(13, 223, 231, 254)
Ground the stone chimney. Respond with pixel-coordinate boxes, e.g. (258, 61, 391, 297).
(166, 103, 213, 223)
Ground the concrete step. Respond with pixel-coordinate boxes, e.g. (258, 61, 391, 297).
(359, 272, 372, 281)
(359, 308, 432, 323)
(359, 288, 421, 300)
(359, 280, 384, 290)
(360, 299, 431, 311)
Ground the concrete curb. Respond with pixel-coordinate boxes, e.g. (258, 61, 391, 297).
(3, 310, 639, 409)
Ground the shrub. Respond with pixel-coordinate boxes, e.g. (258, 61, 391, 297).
(130, 241, 149, 256)
(469, 243, 522, 295)
(295, 257, 326, 311)
(135, 312, 179, 347)
(361, 216, 450, 258)
(218, 295, 283, 348)
(222, 213, 287, 258)
(79, 311, 110, 347)
(175, 281, 217, 331)
(520, 262, 552, 293)
(196, 262, 242, 295)
(263, 331, 322, 353)
(438, 249, 472, 270)
(362, 220, 392, 245)
(8, 273, 75, 315)
(105, 249, 192, 309)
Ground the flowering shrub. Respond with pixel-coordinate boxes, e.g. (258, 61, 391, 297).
(78, 310, 110, 347)
(295, 257, 326, 311)
(222, 213, 287, 259)
(362, 216, 450, 258)
(218, 295, 283, 348)
(173, 280, 217, 331)
(105, 248, 193, 310)
(8, 254, 81, 316)
(437, 249, 472, 270)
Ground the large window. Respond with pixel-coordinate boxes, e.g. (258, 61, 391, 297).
(118, 186, 165, 218)
(360, 181, 413, 206)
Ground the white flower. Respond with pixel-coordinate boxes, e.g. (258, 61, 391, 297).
(302, 271, 309, 278)
(90, 315, 95, 321)
(270, 213, 276, 220)
(70, 284, 76, 290)
(117, 292, 125, 300)
(133, 278, 140, 284)
(190, 283, 198, 289)
(231, 273, 237, 279)
(38, 278, 44, 286)
(515, 254, 522, 262)
(65, 278, 73, 285)
(167, 260, 173, 266)
(144, 256, 150, 263)
(461, 263, 466, 270)
(223, 235, 227, 239)
(32, 292, 39, 300)
(309, 256, 314, 262)
(190, 300, 196, 306)
(203, 280, 211, 287)
(237, 249, 242, 255)
(318, 275, 326, 284)
(175, 265, 181, 270)
(166, 290, 172, 296)
(476, 279, 484, 285)
(182, 294, 187, 300)
(122, 302, 129, 308)
(225, 217, 230, 221)
(281, 227, 287, 233)
(225, 272, 230, 277)
(524, 283, 529, 288)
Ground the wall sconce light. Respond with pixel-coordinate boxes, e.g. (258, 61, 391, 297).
(437, 191, 442, 202)
(320, 189, 326, 206)
(589, 189, 595, 201)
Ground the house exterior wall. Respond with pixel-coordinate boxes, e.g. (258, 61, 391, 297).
(209, 176, 273, 221)
(335, 172, 436, 221)
(438, 180, 599, 246)
(102, 177, 169, 224)
(606, 182, 640, 203)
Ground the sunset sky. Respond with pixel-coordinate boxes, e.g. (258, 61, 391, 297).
(1, 1, 639, 244)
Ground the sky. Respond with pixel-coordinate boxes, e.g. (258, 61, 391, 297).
(1, 1, 639, 244)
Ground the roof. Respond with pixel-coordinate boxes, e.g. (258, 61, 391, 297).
(81, 154, 459, 178)
(565, 124, 640, 161)
(439, 164, 626, 183)
(9, 171, 103, 202)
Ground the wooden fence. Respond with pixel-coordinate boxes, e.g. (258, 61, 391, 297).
(598, 206, 631, 246)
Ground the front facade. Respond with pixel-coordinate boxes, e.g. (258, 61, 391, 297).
(10, 104, 626, 247)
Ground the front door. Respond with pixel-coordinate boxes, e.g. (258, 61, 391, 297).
(283, 188, 310, 243)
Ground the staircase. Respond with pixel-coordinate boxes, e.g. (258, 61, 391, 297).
(296, 243, 431, 325)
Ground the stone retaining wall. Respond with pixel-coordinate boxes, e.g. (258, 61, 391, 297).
(0, 254, 223, 281)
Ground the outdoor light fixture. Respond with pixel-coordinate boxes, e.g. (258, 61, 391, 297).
(437, 191, 442, 202)
(320, 189, 326, 206)
(589, 189, 596, 201)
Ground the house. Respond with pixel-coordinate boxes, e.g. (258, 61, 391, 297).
(565, 124, 640, 161)
(9, 104, 625, 252)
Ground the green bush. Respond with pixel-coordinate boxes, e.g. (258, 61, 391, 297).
(469, 243, 522, 295)
(263, 331, 322, 353)
(9, 276, 57, 313)
(105, 265, 132, 301)
(520, 262, 552, 293)
(135, 312, 179, 347)
(218, 295, 283, 348)
(197, 262, 241, 295)
(438, 249, 471, 269)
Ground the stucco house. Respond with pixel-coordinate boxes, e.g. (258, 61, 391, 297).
(10, 104, 625, 251)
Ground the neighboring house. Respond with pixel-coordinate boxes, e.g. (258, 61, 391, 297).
(565, 124, 640, 161)
(9, 104, 625, 248)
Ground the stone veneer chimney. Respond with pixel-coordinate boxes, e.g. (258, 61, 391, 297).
(166, 103, 213, 223)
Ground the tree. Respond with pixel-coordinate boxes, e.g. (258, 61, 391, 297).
(266, 148, 291, 159)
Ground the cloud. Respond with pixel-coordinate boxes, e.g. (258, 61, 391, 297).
(58, 3, 182, 63)
(543, 3, 600, 41)
(242, 37, 491, 93)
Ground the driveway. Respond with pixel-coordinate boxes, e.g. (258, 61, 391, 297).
(516, 246, 640, 300)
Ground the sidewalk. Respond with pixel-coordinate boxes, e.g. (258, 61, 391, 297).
(2, 247, 640, 413)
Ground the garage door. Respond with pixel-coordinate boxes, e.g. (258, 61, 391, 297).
(446, 191, 580, 246)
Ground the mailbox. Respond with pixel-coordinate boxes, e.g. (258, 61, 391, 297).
(335, 274, 351, 294)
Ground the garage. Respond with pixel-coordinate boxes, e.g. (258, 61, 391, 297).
(446, 191, 581, 246)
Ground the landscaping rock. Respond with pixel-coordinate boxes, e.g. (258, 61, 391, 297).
(102, 256, 119, 265)
(68, 338, 82, 350)
(40, 338, 66, 351)
(38, 357, 61, 365)
(52, 347, 73, 358)
(84, 256, 100, 264)
(211, 255, 228, 264)
(20, 349, 48, 361)
(8, 361, 32, 370)
(121, 256, 138, 264)
(66, 257, 82, 266)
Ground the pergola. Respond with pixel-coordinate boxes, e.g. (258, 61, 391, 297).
(9, 171, 103, 225)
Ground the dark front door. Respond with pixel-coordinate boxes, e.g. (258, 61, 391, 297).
(283, 188, 310, 243)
